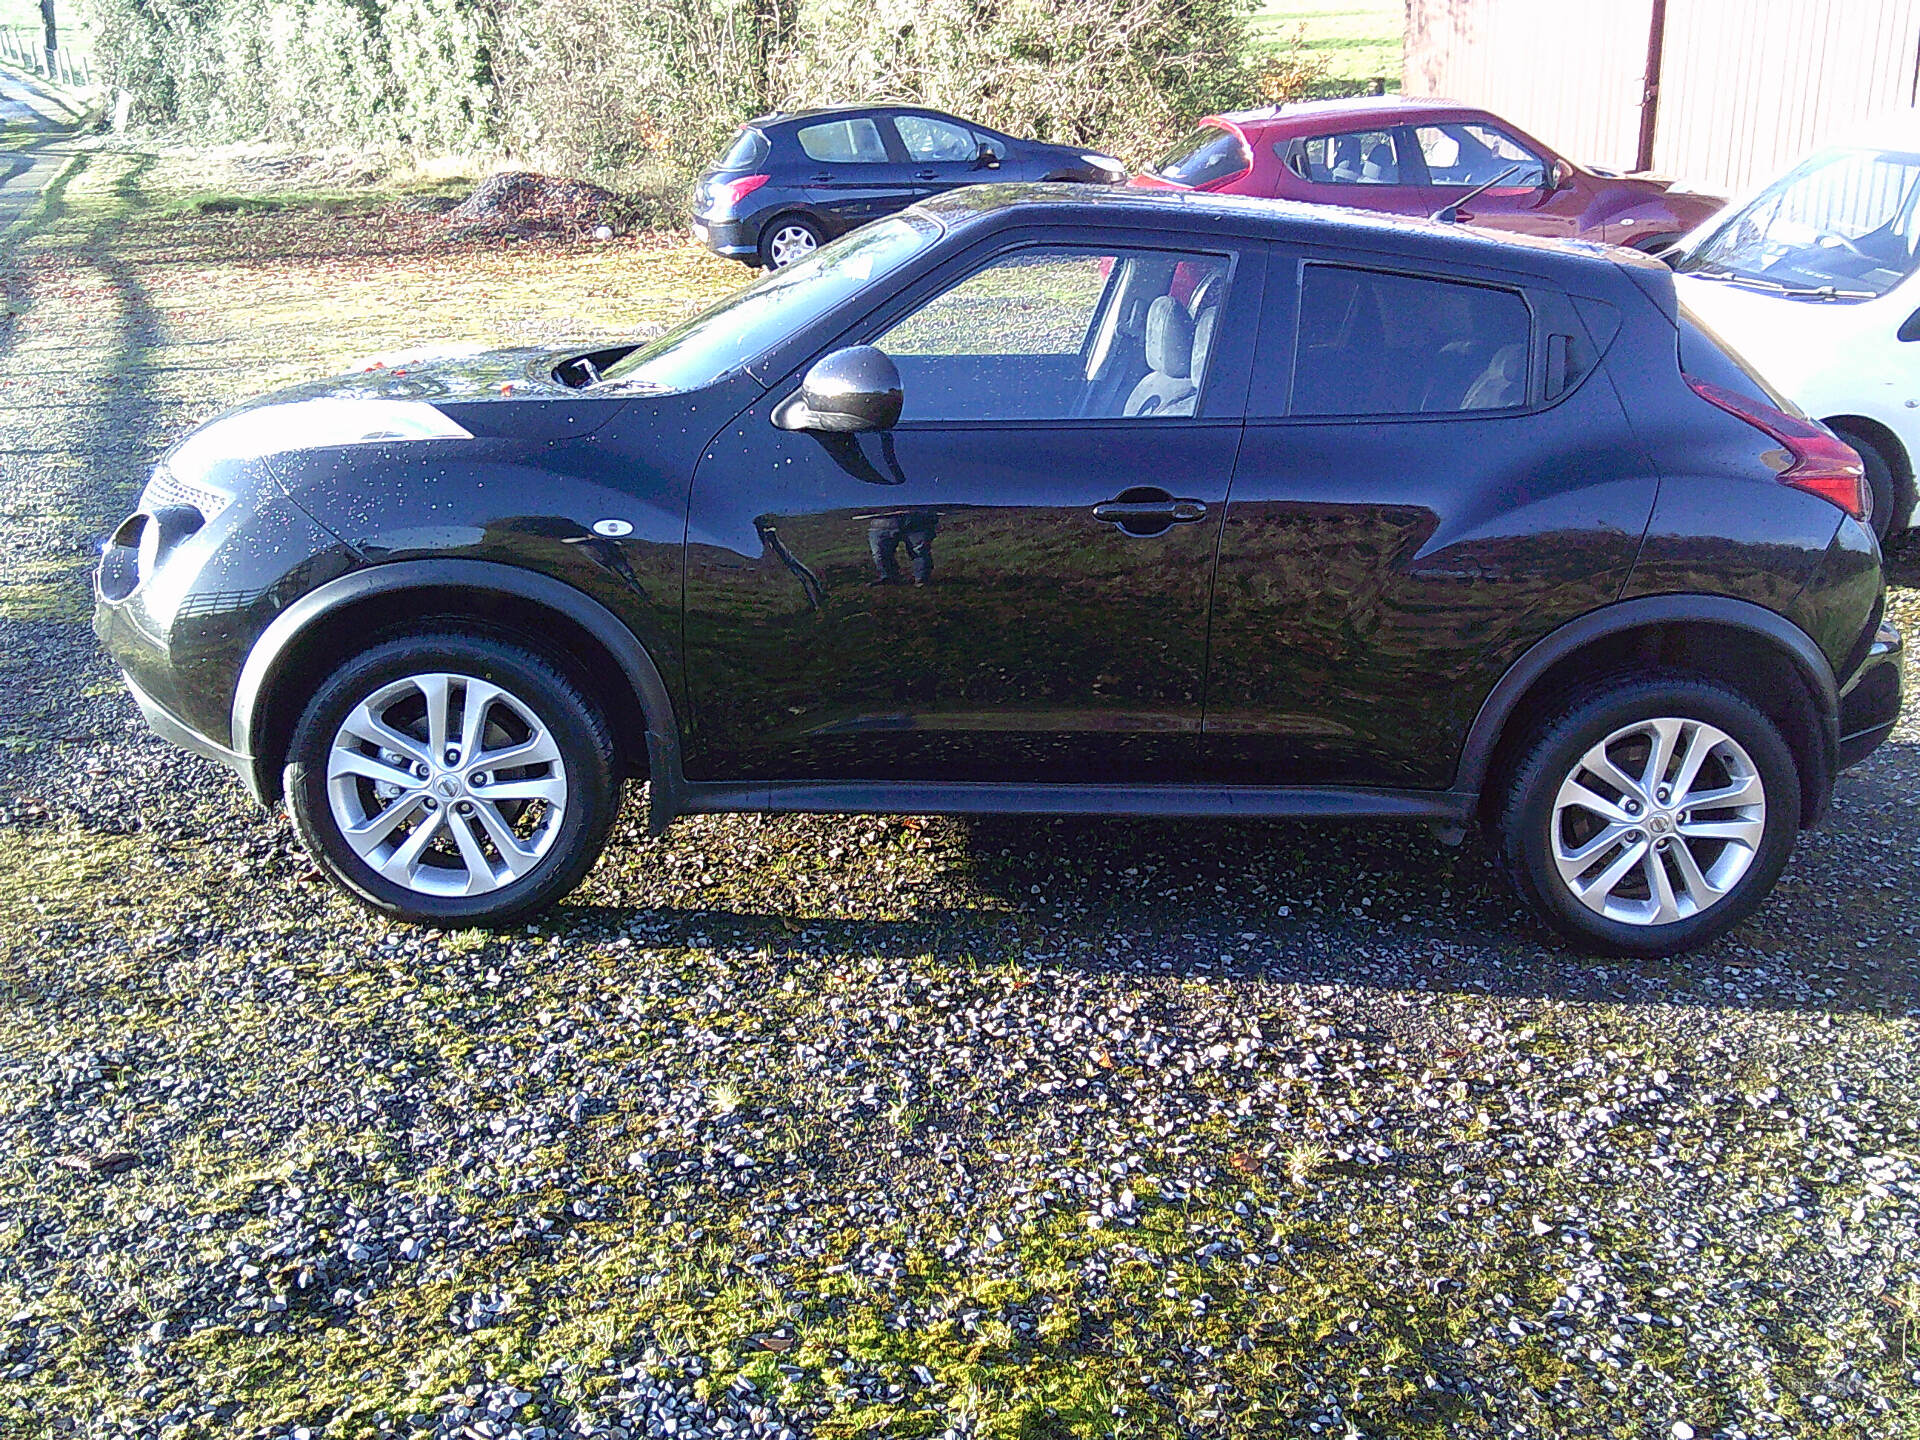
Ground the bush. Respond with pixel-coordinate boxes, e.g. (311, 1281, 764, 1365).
(84, 0, 1292, 178)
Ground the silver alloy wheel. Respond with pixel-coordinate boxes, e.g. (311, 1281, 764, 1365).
(326, 672, 567, 897)
(766, 223, 817, 268)
(1551, 716, 1766, 926)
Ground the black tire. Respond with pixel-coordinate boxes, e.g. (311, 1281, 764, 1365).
(1830, 424, 1907, 542)
(1496, 676, 1799, 956)
(758, 214, 823, 270)
(284, 631, 619, 926)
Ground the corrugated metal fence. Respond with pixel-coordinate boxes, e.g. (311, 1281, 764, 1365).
(1405, 0, 1920, 194)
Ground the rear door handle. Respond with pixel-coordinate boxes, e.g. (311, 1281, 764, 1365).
(915, 169, 939, 180)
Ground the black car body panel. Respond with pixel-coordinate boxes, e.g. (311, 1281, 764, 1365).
(96, 186, 1900, 851)
(691, 106, 1125, 265)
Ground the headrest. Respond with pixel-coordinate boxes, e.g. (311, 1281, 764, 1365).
(1145, 295, 1195, 379)
(1486, 342, 1526, 378)
(1186, 270, 1221, 316)
(1190, 307, 1219, 382)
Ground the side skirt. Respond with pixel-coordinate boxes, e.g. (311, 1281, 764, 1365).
(670, 780, 1473, 823)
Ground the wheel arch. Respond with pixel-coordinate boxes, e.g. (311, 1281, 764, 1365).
(1459, 596, 1840, 829)
(233, 560, 684, 820)
(1823, 414, 1914, 530)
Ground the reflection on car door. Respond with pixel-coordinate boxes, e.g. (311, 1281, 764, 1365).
(1204, 248, 1661, 788)
(794, 116, 922, 233)
(681, 234, 1262, 785)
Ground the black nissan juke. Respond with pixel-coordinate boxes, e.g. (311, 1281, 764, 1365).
(96, 185, 1903, 956)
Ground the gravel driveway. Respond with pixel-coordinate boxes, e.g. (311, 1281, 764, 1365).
(1, 144, 1917, 1440)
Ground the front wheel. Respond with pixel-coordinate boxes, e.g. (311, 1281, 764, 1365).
(1496, 677, 1799, 955)
(285, 632, 619, 926)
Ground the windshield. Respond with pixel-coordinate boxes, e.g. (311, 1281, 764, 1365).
(597, 214, 941, 391)
(1154, 124, 1251, 188)
(1676, 145, 1920, 298)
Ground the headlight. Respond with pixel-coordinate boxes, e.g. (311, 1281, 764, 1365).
(170, 398, 474, 472)
(1080, 153, 1127, 179)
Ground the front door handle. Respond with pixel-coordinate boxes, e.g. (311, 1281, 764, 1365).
(1092, 489, 1208, 536)
(915, 169, 939, 180)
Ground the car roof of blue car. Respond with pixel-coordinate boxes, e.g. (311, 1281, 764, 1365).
(911, 182, 1662, 280)
(744, 104, 997, 131)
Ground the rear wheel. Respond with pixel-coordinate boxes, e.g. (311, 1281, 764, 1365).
(285, 632, 618, 926)
(760, 215, 822, 269)
(1497, 677, 1799, 955)
(1829, 424, 1907, 541)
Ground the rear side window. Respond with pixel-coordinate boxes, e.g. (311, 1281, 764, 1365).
(717, 127, 769, 170)
(1154, 125, 1252, 188)
(1288, 129, 1408, 185)
(1294, 265, 1532, 415)
(797, 118, 889, 164)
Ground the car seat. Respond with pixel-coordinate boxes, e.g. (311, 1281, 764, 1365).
(1124, 296, 1201, 417)
(1362, 143, 1399, 184)
(1460, 343, 1528, 409)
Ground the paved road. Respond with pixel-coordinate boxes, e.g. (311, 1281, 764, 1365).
(0, 65, 86, 239)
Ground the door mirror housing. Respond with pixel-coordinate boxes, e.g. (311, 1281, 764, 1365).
(1545, 159, 1571, 191)
(774, 346, 904, 432)
(975, 145, 1003, 170)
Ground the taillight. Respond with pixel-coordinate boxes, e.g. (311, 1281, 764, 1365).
(714, 174, 770, 208)
(1685, 375, 1868, 523)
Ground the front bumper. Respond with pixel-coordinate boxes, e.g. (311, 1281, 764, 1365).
(1837, 619, 1904, 768)
(123, 670, 259, 790)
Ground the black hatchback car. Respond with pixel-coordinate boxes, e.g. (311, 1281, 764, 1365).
(691, 106, 1126, 268)
(97, 185, 1902, 956)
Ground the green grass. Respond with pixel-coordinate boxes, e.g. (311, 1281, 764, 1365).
(1253, 0, 1402, 90)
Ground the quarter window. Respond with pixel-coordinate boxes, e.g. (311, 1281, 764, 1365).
(875, 247, 1230, 422)
(895, 115, 978, 163)
(1293, 265, 1532, 416)
(1413, 123, 1548, 188)
(797, 118, 890, 164)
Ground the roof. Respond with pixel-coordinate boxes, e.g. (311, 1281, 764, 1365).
(910, 182, 1659, 283)
(743, 103, 967, 129)
(1212, 95, 1494, 133)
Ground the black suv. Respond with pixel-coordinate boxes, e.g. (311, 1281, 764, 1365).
(96, 186, 1903, 955)
(691, 106, 1125, 268)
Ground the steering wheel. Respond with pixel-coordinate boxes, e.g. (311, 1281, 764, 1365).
(1815, 231, 1871, 259)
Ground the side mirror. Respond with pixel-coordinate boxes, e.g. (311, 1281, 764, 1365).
(976, 146, 1002, 170)
(773, 346, 903, 432)
(1545, 159, 1570, 191)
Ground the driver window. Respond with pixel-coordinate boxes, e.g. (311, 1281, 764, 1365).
(875, 246, 1230, 422)
(895, 114, 979, 163)
(1414, 123, 1547, 188)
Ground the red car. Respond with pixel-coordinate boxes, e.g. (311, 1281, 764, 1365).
(1133, 97, 1722, 253)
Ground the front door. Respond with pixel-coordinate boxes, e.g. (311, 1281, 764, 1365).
(1407, 121, 1587, 238)
(681, 235, 1261, 785)
(889, 112, 989, 200)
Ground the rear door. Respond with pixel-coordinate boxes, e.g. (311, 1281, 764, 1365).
(1203, 247, 1660, 788)
(794, 115, 922, 233)
(680, 229, 1264, 785)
